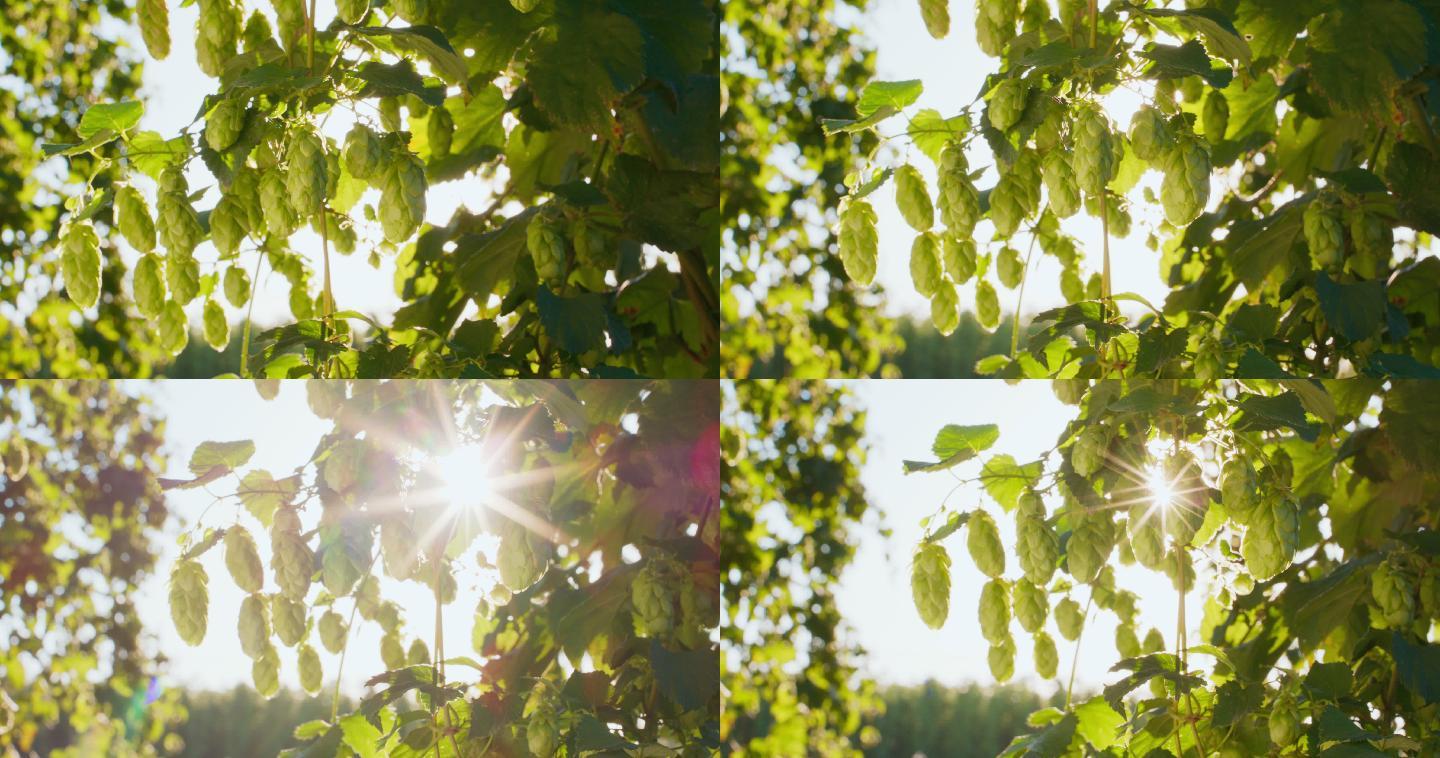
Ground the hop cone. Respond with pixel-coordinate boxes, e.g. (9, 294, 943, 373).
(916, 0, 949, 38)
(380, 153, 427, 243)
(298, 644, 323, 694)
(1016, 505, 1058, 584)
(285, 127, 327, 219)
(158, 183, 203, 257)
(380, 632, 405, 670)
(967, 510, 1005, 578)
(838, 198, 879, 285)
(894, 164, 934, 231)
(159, 300, 189, 355)
(166, 252, 200, 305)
(1070, 426, 1108, 477)
(238, 593, 271, 659)
(527, 215, 567, 282)
(987, 635, 1015, 681)
(205, 97, 247, 152)
(195, 0, 241, 77)
(1220, 458, 1259, 525)
(1129, 107, 1171, 161)
(1202, 91, 1229, 143)
(1269, 699, 1300, 745)
(319, 610, 347, 654)
(987, 78, 1028, 132)
(252, 644, 280, 698)
(1242, 498, 1298, 581)
(61, 222, 101, 309)
(978, 578, 1010, 644)
(996, 245, 1023, 289)
(271, 0, 305, 47)
(1055, 596, 1084, 641)
(381, 515, 419, 580)
(910, 232, 943, 298)
(1068, 513, 1115, 584)
(407, 638, 430, 666)
(258, 169, 297, 238)
(1127, 502, 1166, 569)
(1042, 149, 1080, 218)
(911, 541, 951, 629)
(139, 0, 170, 59)
(1033, 630, 1058, 678)
(527, 695, 560, 757)
(1034, 105, 1065, 151)
(210, 194, 248, 258)
(114, 184, 156, 253)
(169, 559, 209, 646)
(1161, 137, 1210, 226)
(271, 522, 314, 599)
(1370, 558, 1415, 629)
(931, 281, 960, 336)
(975, 279, 1000, 330)
(942, 235, 976, 283)
(225, 526, 264, 593)
(224, 265, 251, 308)
(272, 594, 306, 646)
(938, 143, 980, 237)
(1304, 197, 1345, 269)
(975, 0, 1016, 56)
(1012, 578, 1047, 632)
(134, 254, 167, 318)
(1072, 104, 1116, 196)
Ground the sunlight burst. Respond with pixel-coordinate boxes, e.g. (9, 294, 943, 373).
(1146, 464, 1175, 510)
(434, 443, 495, 513)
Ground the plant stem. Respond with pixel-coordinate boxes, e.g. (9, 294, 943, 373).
(331, 549, 380, 722)
(1064, 594, 1095, 710)
(307, 0, 317, 72)
(1010, 232, 1039, 358)
(240, 249, 266, 378)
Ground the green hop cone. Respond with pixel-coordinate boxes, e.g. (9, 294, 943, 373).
(298, 644, 322, 695)
(930, 281, 960, 337)
(975, 0, 1016, 57)
(1070, 426, 1108, 477)
(158, 301, 189, 355)
(380, 632, 405, 670)
(1034, 105, 1066, 150)
(1051, 381, 1085, 406)
(238, 593, 271, 659)
(1304, 197, 1344, 269)
(224, 265, 251, 308)
(1115, 623, 1140, 658)
(407, 638, 430, 666)
(978, 578, 1011, 644)
(497, 520, 546, 592)
(976, 279, 1001, 330)
(1012, 578, 1047, 632)
(230, 169, 265, 231)
(916, 0, 949, 38)
(1128, 106, 1171, 162)
(911, 541, 952, 629)
(381, 516, 419, 580)
(427, 106, 454, 158)
(259, 168, 297, 238)
(336, 0, 370, 24)
(837, 197, 879, 285)
(1347, 208, 1391, 279)
(1370, 558, 1416, 629)
(527, 694, 560, 757)
(1160, 137, 1210, 226)
(270, 0, 305, 47)
(114, 184, 157, 253)
(209, 194, 248, 258)
(139, 0, 170, 59)
(987, 78, 1028, 132)
(378, 96, 402, 132)
(527, 215, 567, 283)
(380, 153, 427, 243)
(1016, 507, 1059, 585)
(242, 9, 277, 53)
(1055, 596, 1084, 641)
(202, 298, 229, 351)
(1033, 631, 1058, 679)
(988, 162, 1032, 239)
(169, 559, 209, 646)
(967, 509, 1005, 578)
(938, 143, 981, 237)
(996, 245, 1023, 289)
(1202, 91, 1229, 143)
(1142, 627, 1165, 653)
(195, 0, 241, 77)
(1041, 149, 1081, 219)
(61, 222, 101, 309)
(1073, 104, 1116, 196)
(1060, 266, 1084, 303)
(343, 123, 384, 183)
(1067, 513, 1115, 584)
(225, 526, 264, 593)
(942, 235, 977, 284)
(134, 254, 166, 318)
(158, 191, 203, 258)
(910, 232, 943, 298)
(1220, 458, 1259, 525)
(205, 97, 246, 152)
(252, 644, 280, 698)
(894, 164, 934, 231)
(1127, 502, 1166, 570)
(272, 594, 306, 647)
(271, 522, 314, 599)
(166, 252, 200, 305)
(318, 610, 347, 654)
(323, 439, 367, 495)
(285, 127, 327, 220)
(988, 635, 1016, 681)
(1242, 497, 1298, 581)
(1269, 699, 1300, 746)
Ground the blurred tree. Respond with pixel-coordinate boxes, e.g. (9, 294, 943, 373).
(0, 382, 184, 754)
(0, 4, 170, 377)
(721, 381, 883, 755)
(863, 682, 1062, 758)
(721, 0, 902, 378)
(174, 687, 353, 757)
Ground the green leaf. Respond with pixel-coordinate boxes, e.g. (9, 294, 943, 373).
(1212, 680, 1262, 728)
(908, 109, 969, 164)
(979, 454, 1044, 511)
(352, 60, 446, 106)
(339, 712, 381, 758)
(1307, 0, 1425, 118)
(903, 424, 999, 473)
(1304, 662, 1354, 701)
(1234, 392, 1319, 442)
(1000, 712, 1076, 758)
(1391, 633, 1440, 704)
(856, 79, 924, 118)
(1228, 199, 1303, 289)
(346, 25, 470, 93)
(292, 720, 330, 740)
(78, 101, 143, 139)
(821, 106, 899, 135)
(189, 440, 256, 476)
(1137, 39, 1233, 88)
(1073, 696, 1124, 749)
(1384, 142, 1440, 236)
(1280, 556, 1373, 651)
(536, 286, 609, 356)
(1280, 379, 1336, 427)
(649, 639, 717, 712)
(1134, 7, 1252, 64)
(526, 6, 645, 129)
(126, 131, 188, 178)
(1315, 273, 1387, 343)
(237, 469, 299, 527)
(1315, 706, 1380, 743)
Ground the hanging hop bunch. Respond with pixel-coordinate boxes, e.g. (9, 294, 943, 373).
(114, 183, 156, 253)
(157, 166, 204, 258)
(894, 164, 934, 231)
(911, 541, 951, 629)
(238, 593, 271, 659)
(938, 143, 980, 238)
(967, 509, 1005, 578)
(380, 152, 427, 243)
(1370, 555, 1416, 629)
(1304, 193, 1345, 270)
(525, 689, 561, 757)
(1072, 103, 1117, 197)
(270, 508, 314, 599)
(61, 222, 102, 309)
(195, 0, 241, 78)
(632, 556, 693, 640)
(527, 212, 567, 283)
(987, 78, 1028, 133)
(225, 526, 264, 593)
(1160, 134, 1211, 226)
(1015, 493, 1058, 584)
(169, 559, 210, 646)
(285, 125, 328, 222)
(975, 0, 1018, 56)
(837, 197, 880, 285)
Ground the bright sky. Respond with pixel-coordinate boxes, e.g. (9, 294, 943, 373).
(126, 380, 500, 698)
(114, 1, 508, 329)
(836, 380, 1201, 695)
(861, 0, 1177, 324)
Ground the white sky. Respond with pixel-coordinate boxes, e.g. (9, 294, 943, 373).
(835, 380, 1200, 695)
(860, 0, 1177, 324)
(100, 1, 509, 330)
(125, 380, 499, 698)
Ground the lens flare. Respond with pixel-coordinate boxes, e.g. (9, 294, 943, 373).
(434, 443, 494, 512)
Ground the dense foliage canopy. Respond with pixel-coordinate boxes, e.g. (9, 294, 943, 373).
(32, 0, 718, 379)
(824, 0, 1440, 379)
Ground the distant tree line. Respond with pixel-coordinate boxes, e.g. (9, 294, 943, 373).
(863, 681, 1067, 758)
